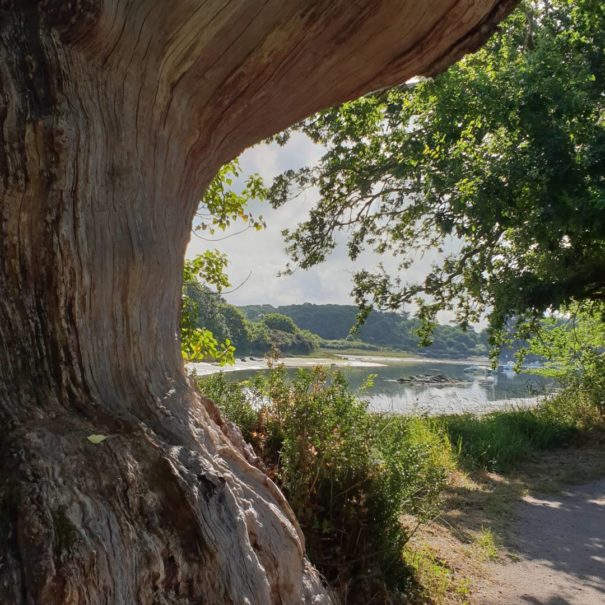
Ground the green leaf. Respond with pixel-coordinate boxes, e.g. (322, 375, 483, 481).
(87, 434, 108, 444)
(269, 0, 605, 339)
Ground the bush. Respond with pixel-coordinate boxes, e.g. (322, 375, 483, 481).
(195, 371, 258, 443)
(265, 328, 320, 355)
(195, 365, 454, 601)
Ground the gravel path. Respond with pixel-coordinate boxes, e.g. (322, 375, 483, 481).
(476, 478, 605, 604)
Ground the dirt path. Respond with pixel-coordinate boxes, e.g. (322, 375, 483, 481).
(475, 477, 605, 604)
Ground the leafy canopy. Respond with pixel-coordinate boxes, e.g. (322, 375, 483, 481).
(260, 313, 298, 334)
(181, 251, 235, 363)
(524, 301, 605, 408)
(269, 0, 605, 337)
(196, 159, 267, 234)
(181, 159, 268, 362)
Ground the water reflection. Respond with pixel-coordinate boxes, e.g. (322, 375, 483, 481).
(221, 360, 555, 416)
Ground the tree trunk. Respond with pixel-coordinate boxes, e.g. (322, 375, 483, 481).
(0, 1, 516, 603)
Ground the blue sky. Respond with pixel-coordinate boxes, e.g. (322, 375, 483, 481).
(186, 132, 455, 321)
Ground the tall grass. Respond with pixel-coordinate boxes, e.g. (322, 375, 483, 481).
(439, 410, 572, 472)
(438, 389, 600, 471)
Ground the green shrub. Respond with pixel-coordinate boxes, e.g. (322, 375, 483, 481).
(196, 372, 258, 442)
(195, 364, 454, 601)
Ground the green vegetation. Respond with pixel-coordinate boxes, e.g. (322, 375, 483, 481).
(259, 312, 298, 333)
(404, 546, 471, 605)
(196, 158, 267, 235)
(180, 158, 268, 362)
(241, 303, 488, 358)
(182, 288, 490, 362)
(182, 286, 321, 359)
(194, 352, 603, 602)
(474, 528, 499, 561)
(180, 162, 319, 359)
(524, 301, 605, 410)
(319, 339, 381, 353)
(196, 364, 454, 601)
(438, 399, 583, 473)
(269, 0, 605, 339)
(181, 252, 236, 364)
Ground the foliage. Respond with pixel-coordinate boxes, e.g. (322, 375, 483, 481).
(181, 326, 235, 364)
(262, 326, 320, 356)
(260, 312, 298, 334)
(195, 365, 454, 601)
(191, 370, 258, 442)
(183, 284, 231, 342)
(240, 303, 487, 358)
(523, 301, 605, 408)
(183, 291, 321, 357)
(196, 159, 267, 234)
(181, 158, 268, 361)
(183, 250, 230, 293)
(245, 320, 272, 353)
(220, 305, 252, 353)
(269, 0, 605, 337)
(181, 253, 235, 363)
(439, 401, 583, 472)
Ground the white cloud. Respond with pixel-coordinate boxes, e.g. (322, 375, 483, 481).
(186, 133, 464, 324)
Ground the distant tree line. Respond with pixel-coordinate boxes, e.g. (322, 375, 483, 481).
(184, 285, 320, 357)
(240, 303, 487, 358)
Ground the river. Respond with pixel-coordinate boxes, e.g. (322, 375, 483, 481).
(190, 355, 555, 416)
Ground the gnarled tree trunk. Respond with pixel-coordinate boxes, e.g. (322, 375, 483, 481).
(0, 1, 516, 603)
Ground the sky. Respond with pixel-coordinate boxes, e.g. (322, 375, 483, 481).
(186, 132, 455, 320)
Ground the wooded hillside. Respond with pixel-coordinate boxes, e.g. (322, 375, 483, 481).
(240, 303, 488, 357)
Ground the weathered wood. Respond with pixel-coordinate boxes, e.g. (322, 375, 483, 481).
(0, 1, 516, 603)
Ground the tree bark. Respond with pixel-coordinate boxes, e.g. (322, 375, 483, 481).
(0, 1, 517, 603)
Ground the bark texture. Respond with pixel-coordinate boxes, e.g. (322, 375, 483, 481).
(0, 1, 516, 603)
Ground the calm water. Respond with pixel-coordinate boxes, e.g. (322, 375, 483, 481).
(219, 359, 554, 415)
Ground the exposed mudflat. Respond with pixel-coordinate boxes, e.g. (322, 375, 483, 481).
(475, 477, 605, 605)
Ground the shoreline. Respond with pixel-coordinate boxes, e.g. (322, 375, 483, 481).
(188, 352, 491, 377)
(370, 395, 546, 417)
(189, 354, 548, 417)
(334, 353, 490, 366)
(188, 355, 387, 377)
